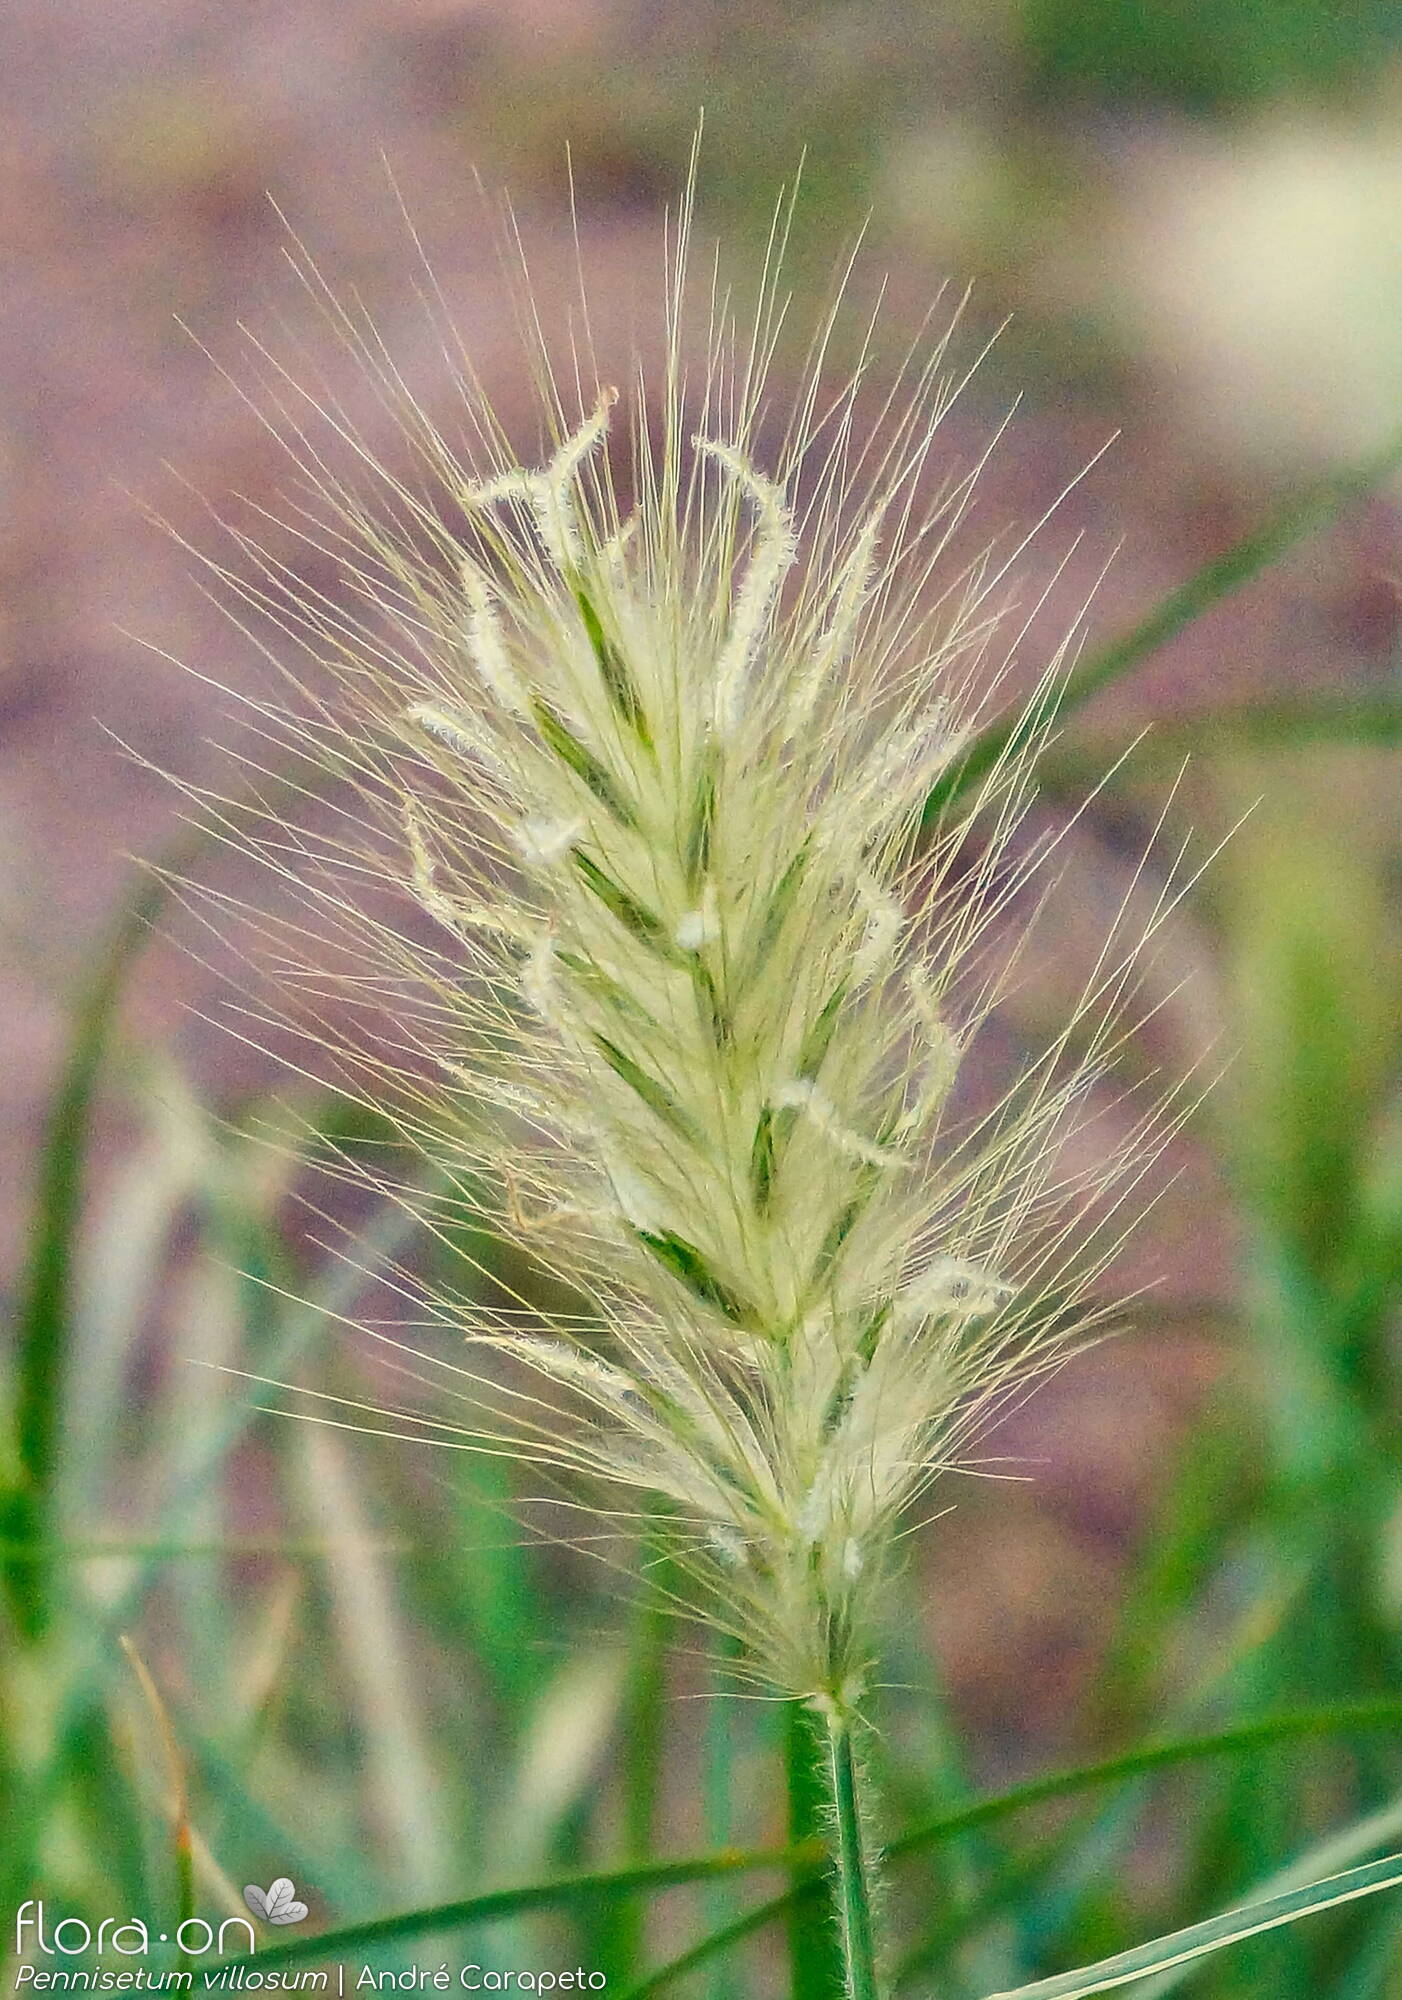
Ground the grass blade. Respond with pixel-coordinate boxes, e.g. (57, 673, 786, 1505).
(205, 1847, 808, 1975)
(886, 1699, 1402, 1862)
(293, 1419, 449, 1901)
(1115, 1790, 1402, 2000)
(981, 1850, 1402, 2000)
(0, 1191, 433, 1927)
(2, 874, 165, 1637)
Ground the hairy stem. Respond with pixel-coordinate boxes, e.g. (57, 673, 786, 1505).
(823, 1707, 883, 2000)
(788, 1701, 845, 2000)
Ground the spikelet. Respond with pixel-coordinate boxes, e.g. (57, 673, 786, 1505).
(174, 205, 1166, 1723)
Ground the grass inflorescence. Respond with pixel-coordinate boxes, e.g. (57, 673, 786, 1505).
(171, 205, 1168, 1748)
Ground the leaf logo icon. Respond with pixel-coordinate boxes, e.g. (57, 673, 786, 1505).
(243, 1879, 310, 1926)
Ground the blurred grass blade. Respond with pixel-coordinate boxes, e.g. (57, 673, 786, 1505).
(1, 759, 363, 1633)
(1, 1190, 434, 1927)
(1329, 1893, 1402, 1999)
(65, 1705, 154, 1916)
(207, 1846, 808, 1975)
(885, 1698, 1402, 1860)
(897, 1821, 1093, 1987)
(1117, 1790, 1402, 2000)
(1089, 1420, 1254, 1737)
(1134, 687, 1402, 760)
(925, 429, 1402, 821)
(184, 1723, 342, 1897)
(2, 874, 165, 1637)
(981, 1850, 1402, 2000)
(119, 1634, 195, 1949)
(416, 1448, 551, 1723)
(294, 1419, 449, 1901)
(494, 1649, 627, 1871)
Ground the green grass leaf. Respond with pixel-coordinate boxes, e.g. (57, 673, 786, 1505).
(1119, 687, 1402, 762)
(0, 1189, 434, 1925)
(2, 872, 166, 1639)
(204, 1847, 809, 1976)
(981, 1850, 1402, 2000)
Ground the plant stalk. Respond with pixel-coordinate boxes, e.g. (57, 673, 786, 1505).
(787, 1700, 844, 2000)
(822, 1706, 882, 2000)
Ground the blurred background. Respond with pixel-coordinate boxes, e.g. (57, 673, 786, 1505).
(2, 3, 1401, 1996)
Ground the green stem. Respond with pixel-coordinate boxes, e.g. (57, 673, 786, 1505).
(823, 1708, 882, 2000)
(787, 1699, 843, 2000)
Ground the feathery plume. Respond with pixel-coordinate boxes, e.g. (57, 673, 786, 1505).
(169, 196, 1173, 1998)
(177, 220, 1163, 1711)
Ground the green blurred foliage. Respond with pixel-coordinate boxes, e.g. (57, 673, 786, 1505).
(1022, 0, 1402, 111)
